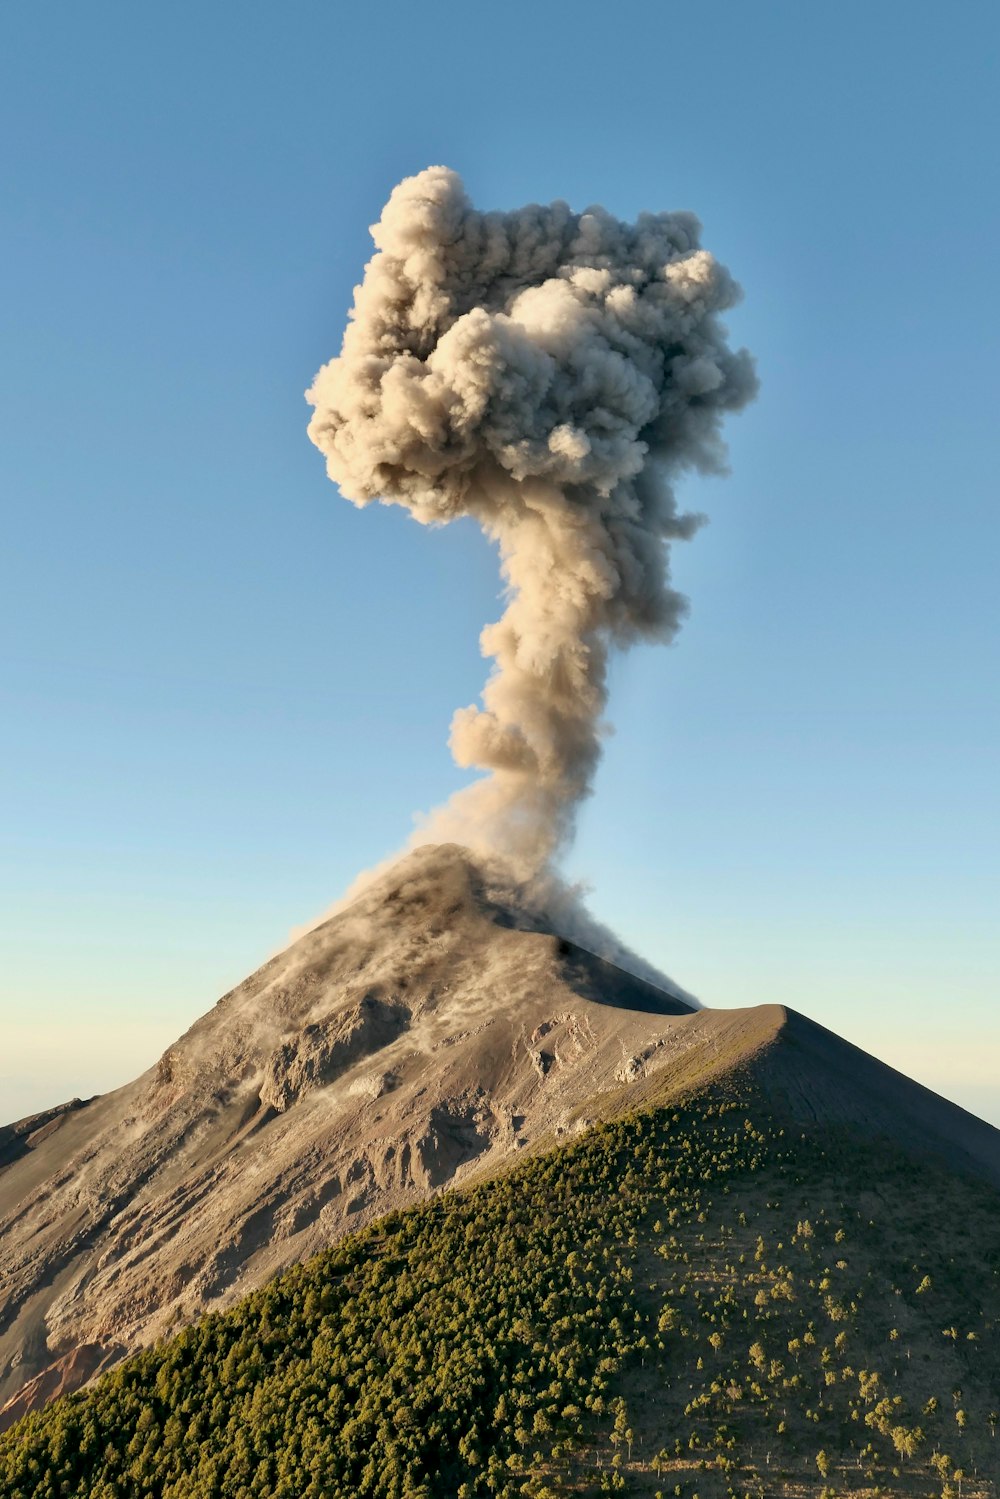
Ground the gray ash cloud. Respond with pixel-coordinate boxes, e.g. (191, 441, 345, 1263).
(308, 167, 756, 873)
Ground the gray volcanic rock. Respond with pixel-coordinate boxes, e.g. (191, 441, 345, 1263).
(259, 998, 411, 1113)
(2, 842, 998, 1429)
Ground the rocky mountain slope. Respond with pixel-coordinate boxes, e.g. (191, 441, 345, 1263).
(1, 843, 997, 1434)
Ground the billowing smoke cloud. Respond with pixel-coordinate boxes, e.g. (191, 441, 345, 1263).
(307, 167, 756, 876)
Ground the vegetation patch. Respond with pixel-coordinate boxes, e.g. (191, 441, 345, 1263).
(2, 1080, 998, 1498)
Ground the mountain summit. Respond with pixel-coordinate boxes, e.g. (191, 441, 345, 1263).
(1, 844, 997, 1430)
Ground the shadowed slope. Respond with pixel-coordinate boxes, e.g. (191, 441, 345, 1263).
(759, 1006, 1000, 1187)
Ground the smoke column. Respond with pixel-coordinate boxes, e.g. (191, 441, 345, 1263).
(307, 167, 756, 877)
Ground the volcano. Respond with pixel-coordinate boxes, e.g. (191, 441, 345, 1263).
(1, 843, 997, 1430)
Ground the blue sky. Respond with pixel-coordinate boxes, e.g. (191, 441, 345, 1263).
(2, 1, 998, 1124)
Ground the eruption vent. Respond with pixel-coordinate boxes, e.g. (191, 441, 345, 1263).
(307, 167, 756, 874)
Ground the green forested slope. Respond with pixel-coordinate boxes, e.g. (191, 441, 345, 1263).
(2, 1076, 998, 1499)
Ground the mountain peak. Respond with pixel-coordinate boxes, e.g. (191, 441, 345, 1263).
(2, 845, 997, 1433)
(0, 845, 702, 1425)
(301, 841, 696, 1003)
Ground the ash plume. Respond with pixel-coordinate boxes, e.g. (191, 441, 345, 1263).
(307, 167, 756, 876)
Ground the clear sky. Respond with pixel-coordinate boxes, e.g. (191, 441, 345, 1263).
(2, 1, 998, 1125)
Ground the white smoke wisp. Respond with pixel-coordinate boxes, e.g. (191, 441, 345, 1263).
(307, 167, 757, 878)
